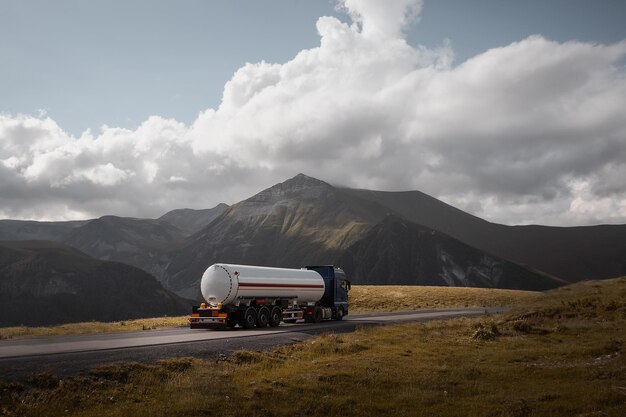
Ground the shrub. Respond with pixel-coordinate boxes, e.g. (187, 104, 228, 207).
(507, 399, 532, 417)
(156, 357, 193, 373)
(472, 322, 500, 341)
(512, 320, 534, 333)
(231, 350, 265, 364)
(594, 339, 623, 356)
(309, 333, 368, 355)
(26, 371, 59, 389)
(90, 362, 148, 383)
(0, 380, 24, 392)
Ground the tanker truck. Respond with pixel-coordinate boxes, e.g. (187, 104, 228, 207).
(189, 264, 351, 329)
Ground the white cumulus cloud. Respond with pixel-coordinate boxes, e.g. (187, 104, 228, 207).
(1, 0, 626, 225)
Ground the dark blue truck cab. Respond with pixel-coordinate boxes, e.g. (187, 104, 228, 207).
(305, 265, 351, 321)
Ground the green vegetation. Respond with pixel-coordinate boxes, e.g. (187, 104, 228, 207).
(0, 285, 534, 340)
(2, 277, 625, 416)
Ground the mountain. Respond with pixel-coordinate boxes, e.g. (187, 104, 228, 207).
(2, 174, 624, 299)
(162, 174, 560, 298)
(340, 188, 491, 244)
(62, 216, 186, 282)
(0, 219, 87, 241)
(344, 189, 626, 282)
(158, 203, 229, 234)
(338, 215, 565, 290)
(0, 240, 188, 327)
(163, 174, 393, 298)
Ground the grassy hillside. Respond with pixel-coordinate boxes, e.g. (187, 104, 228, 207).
(2, 277, 625, 416)
(0, 285, 536, 340)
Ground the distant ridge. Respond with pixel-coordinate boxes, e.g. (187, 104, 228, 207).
(0, 219, 87, 241)
(159, 203, 229, 234)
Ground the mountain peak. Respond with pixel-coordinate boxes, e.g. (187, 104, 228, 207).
(246, 174, 333, 204)
(285, 173, 330, 188)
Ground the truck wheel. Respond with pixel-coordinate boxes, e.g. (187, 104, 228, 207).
(269, 306, 282, 327)
(313, 307, 323, 323)
(257, 307, 270, 328)
(303, 310, 314, 323)
(335, 306, 344, 321)
(242, 307, 257, 329)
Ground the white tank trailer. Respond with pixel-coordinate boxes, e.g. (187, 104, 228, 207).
(189, 263, 351, 329)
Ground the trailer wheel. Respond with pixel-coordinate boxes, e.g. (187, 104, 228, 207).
(242, 307, 257, 329)
(269, 306, 282, 327)
(335, 306, 344, 321)
(313, 306, 323, 323)
(257, 307, 270, 328)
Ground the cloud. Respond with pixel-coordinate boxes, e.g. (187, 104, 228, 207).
(340, 0, 423, 39)
(1, 0, 626, 225)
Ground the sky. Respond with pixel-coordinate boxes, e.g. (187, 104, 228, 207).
(1, 0, 626, 226)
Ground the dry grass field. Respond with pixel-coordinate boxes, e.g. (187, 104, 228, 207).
(0, 285, 537, 340)
(1, 277, 625, 416)
(0, 316, 188, 340)
(350, 285, 539, 312)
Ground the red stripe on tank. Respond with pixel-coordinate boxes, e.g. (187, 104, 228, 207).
(238, 283, 324, 288)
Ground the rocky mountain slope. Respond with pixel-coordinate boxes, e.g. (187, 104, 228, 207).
(62, 216, 186, 282)
(345, 188, 626, 282)
(338, 215, 565, 290)
(163, 174, 392, 298)
(0, 240, 188, 326)
(159, 203, 229, 235)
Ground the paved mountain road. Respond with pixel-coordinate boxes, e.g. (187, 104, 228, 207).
(0, 307, 508, 380)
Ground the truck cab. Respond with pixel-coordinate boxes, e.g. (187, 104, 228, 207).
(305, 265, 351, 320)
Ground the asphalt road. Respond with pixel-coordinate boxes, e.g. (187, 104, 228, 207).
(0, 307, 508, 380)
